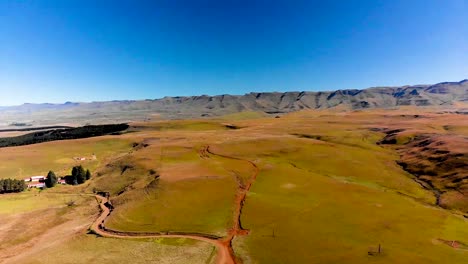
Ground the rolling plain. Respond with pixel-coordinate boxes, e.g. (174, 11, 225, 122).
(0, 107, 467, 264)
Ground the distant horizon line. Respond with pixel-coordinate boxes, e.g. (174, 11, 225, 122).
(2, 78, 466, 107)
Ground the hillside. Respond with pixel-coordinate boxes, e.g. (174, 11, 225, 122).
(0, 79, 466, 128)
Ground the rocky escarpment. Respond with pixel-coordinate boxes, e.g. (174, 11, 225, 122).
(88, 79, 468, 116)
(379, 129, 468, 213)
(0, 80, 466, 123)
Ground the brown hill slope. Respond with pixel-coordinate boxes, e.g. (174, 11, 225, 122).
(376, 112, 468, 213)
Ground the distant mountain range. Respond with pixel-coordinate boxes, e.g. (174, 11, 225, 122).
(1, 79, 467, 127)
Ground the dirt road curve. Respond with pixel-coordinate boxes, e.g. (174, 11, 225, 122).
(89, 146, 259, 264)
(91, 195, 234, 264)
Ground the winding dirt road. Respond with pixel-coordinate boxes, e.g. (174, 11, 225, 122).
(91, 195, 234, 264)
(205, 146, 260, 255)
(89, 145, 259, 264)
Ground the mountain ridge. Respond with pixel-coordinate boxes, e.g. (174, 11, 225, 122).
(0, 79, 466, 127)
(3, 79, 467, 108)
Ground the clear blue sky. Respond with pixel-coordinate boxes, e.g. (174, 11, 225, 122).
(0, 0, 466, 106)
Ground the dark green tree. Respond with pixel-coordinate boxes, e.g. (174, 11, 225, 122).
(77, 165, 86, 184)
(71, 166, 79, 185)
(19, 180, 26, 191)
(71, 165, 90, 185)
(45, 171, 57, 188)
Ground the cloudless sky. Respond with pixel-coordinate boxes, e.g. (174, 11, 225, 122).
(0, 0, 467, 105)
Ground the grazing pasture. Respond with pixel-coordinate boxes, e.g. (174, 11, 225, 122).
(16, 236, 216, 264)
(0, 137, 133, 179)
(0, 108, 467, 263)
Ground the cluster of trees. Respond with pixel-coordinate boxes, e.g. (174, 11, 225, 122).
(0, 166, 93, 194)
(70, 165, 91, 185)
(45, 166, 92, 188)
(0, 124, 129, 148)
(0, 178, 26, 193)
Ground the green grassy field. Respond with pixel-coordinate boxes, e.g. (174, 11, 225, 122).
(106, 177, 236, 236)
(0, 136, 133, 179)
(105, 144, 239, 236)
(218, 111, 268, 120)
(233, 161, 468, 263)
(17, 236, 216, 264)
(0, 185, 216, 264)
(219, 128, 468, 263)
(135, 120, 229, 131)
(0, 189, 91, 214)
(0, 191, 96, 256)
